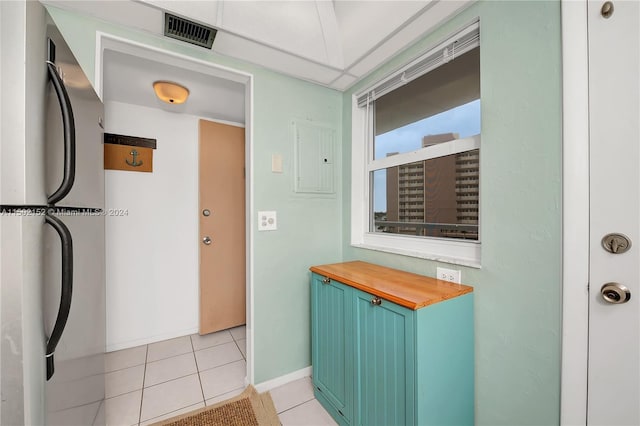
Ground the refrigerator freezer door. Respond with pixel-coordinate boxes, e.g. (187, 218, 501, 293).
(43, 212, 105, 419)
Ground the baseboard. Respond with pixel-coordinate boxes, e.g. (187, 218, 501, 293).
(106, 327, 199, 352)
(254, 366, 313, 393)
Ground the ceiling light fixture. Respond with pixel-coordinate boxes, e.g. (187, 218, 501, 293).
(152, 81, 190, 104)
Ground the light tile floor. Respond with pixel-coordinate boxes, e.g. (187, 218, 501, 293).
(103, 326, 336, 426)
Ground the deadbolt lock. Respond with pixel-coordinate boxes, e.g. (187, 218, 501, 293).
(600, 282, 631, 304)
(602, 233, 631, 254)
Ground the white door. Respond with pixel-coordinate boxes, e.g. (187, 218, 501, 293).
(588, 1, 640, 424)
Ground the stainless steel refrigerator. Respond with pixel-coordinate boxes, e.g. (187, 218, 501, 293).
(1, 19, 106, 425)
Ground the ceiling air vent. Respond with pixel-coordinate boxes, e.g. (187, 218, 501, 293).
(164, 13, 216, 49)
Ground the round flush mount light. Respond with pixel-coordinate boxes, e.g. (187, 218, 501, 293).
(152, 81, 190, 104)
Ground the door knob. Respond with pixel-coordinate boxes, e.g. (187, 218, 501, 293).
(370, 296, 382, 306)
(202, 209, 211, 217)
(600, 282, 631, 304)
(202, 236, 212, 245)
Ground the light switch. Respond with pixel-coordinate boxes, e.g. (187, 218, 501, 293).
(258, 211, 277, 231)
(272, 154, 283, 173)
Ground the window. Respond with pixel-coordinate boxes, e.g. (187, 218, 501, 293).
(351, 21, 481, 266)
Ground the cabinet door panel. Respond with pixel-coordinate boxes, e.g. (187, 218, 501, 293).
(353, 290, 415, 426)
(311, 275, 352, 422)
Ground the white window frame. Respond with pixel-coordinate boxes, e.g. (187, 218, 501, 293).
(350, 21, 482, 268)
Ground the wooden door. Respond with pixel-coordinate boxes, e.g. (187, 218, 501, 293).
(199, 120, 245, 334)
(587, 1, 640, 423)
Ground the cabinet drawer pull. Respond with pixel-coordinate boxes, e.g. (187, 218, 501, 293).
(322, 277, 331, 284)
(371, 296, 382, 306)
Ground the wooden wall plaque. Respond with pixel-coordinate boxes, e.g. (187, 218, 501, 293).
(104, 144, 153, 172)
(104, 133, 156, 172)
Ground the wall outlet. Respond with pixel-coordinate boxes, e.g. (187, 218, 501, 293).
(258, 211, 277, 231)
(436, 267, 461, 284)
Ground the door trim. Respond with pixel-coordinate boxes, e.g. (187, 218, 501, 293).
(94, 32, 256, 384)
(560, 1, 589, 424)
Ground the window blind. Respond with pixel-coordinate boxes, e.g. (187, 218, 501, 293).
(356, 20, 480, 108)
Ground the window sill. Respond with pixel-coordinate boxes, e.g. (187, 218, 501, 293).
(351, 234, 481, 269)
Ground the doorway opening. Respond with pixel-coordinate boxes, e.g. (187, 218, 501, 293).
(97, 32, 255, 383)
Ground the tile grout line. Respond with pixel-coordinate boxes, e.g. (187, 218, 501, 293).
(104, 364, 147, 400)
(137, 344, 149, 426)
(195, 357, 245, 375)
(230, 326, 246, 343)
(144, 371, 201, 390)
(137, 371, 204, 422)
(193, 339, 237, 355)
(142, 349, 201, 386)
(146, 349, 193, 364)
(232, 338, 246, 361)
(105, 361, 146, 375)
(139, 402, 204, 426)
(276, 396, 317, 415)
(90, 399, 103, 426)
(190, 335, 207, 405)
(229, 327, 246, 360)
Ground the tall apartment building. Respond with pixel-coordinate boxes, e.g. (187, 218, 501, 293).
(385, 133, 479, 239)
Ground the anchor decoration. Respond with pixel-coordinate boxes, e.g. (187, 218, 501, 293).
(104, 133, 155, 172)
(125, 149, 143, 167)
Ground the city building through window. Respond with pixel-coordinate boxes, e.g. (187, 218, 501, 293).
(351, 21, 481, 265)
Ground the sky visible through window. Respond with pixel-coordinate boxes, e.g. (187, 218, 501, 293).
(373, 99, 481, 212)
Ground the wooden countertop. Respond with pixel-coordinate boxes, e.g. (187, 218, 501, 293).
(310, 261, 473, 310)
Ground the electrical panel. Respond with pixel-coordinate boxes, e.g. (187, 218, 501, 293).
(293, 120, 335, 194)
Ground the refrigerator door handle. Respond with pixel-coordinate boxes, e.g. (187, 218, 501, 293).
(46, 61, 76, 206)
(44, 213, 73, 380)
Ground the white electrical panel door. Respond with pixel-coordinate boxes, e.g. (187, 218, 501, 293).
(293, 120, 335, 194)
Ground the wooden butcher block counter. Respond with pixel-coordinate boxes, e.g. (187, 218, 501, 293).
(309, 260, 473, 310)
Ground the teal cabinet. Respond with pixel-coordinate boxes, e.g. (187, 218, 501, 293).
(353, 287, 415, 426)
(310, 261, 474, 426)
(311, 274, 353, 424)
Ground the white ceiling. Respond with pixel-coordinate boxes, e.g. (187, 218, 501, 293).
(102, 49, 246, 123)
(45, 0, 474, 90)
(45, 0, 474, 121)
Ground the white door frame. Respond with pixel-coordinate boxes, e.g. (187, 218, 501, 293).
(561, 1, 590, 424)
(94, 32, 257, 384)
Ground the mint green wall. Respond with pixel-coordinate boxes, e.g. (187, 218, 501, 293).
(342, 2, 562, 425)
(46, 6, 343, 383)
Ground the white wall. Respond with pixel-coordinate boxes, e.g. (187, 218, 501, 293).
(104, 101, 201, 351)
